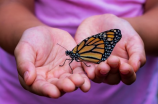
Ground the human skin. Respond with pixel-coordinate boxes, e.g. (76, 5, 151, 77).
(75, 14, 146, 84)
(15, 26, 91, 98)
(0, 0, 158, 98)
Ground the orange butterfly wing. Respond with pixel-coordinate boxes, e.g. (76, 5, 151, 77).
(72, 29, 122, 64)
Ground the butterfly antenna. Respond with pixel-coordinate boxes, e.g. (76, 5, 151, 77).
(57, 43, 68, 50)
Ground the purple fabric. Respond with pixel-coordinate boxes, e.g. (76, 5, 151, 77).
(0, 0, 158, 104)
(35, 0, 144, 36)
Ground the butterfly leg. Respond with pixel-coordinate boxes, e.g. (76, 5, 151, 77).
(59, 59, 72, 67)
(76, 59, 91, 67)
(69, 60, 73, 74)
(82, 62, 91, 67)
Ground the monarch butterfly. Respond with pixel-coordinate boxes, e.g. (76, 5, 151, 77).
(59, 29, 122, 73)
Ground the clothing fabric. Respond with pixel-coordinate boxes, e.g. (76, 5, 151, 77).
(0, 0, 158, 104)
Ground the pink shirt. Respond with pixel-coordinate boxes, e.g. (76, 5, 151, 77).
(0, 0, 158, 104)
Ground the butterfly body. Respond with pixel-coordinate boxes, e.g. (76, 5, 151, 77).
(60, 29, 122, 73)
(65, 50, 80, 62)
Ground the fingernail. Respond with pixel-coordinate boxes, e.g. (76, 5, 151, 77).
(24, 71, 29, 82)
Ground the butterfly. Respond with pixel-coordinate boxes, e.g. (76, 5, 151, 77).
(59, 29, 122, 73)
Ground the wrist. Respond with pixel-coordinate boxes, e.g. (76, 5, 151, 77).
(123, 17, 141, 35)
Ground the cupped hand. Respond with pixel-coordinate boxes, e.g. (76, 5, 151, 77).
(14, 26, 90, 98)
(75, 14, 146, 85)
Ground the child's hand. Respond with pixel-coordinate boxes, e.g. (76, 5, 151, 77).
(75, 14, 146, 85)
(14, 26, 90, 98)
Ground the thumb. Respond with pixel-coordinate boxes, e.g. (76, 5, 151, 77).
(14, 42, 36, 85)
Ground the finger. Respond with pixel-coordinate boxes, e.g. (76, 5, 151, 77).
(104, 73, 121, 85)
(119, 63, 136, 85)
(47, 78, 66, 97)
(33, 75, 61, 98)
(15, 42, 36, 85)
(73, 67, 91, 92)
(98, 62, 110, 75)
(92, 62, 110, 83)
(57, 72, 84, 87)
(56, 71, 87, 93)
(107, 55, 120, 73)
(104, 56, 121, 84)
(48, 67, 91, 93)
(129, 53, 146, 72)
(127, 36, 146, 72)
(82, 63, 96, 80)
(18, 75, 31, 91)
(19, 75, 61, 98)
(56, 76, 76, 92)
(69, 74, 85, 87)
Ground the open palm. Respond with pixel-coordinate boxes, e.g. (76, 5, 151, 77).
(75, 14, 146, 85)
(14, 26, 90, 98)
